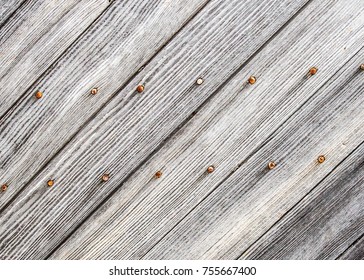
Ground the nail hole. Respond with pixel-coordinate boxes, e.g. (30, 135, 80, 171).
(1, 184, 8, 192)
(360, 64, 364, 71)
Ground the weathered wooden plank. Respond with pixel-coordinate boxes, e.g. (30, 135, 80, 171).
(0, 0, 309, 259)
(141, 51, 364, 260)
(240, 143, 364, 259)
(50, 0, 364, 259)
(0, 0, 110, 114)
(338, 234, 364, 260)
(0, 0, 209, 208)
(0, 0, 26, 27)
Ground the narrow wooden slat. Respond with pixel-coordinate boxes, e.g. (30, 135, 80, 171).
(0, 0, 309, 259)
(0, 0, 109, 114)
(338, 234, 364, 260)
(0, 0, 209, 208)
(240, 143, 364, 259)
(50, 0, 364, 259)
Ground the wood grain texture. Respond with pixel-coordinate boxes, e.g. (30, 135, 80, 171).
(0, 0, 310, 259)
(50, 0, 364, 259)
(0, 0, 109, 115)
(142, 49, 364, 260)
(0, 0, 209, 209)
(0, 0, 26, 27)
(338, 234, 364, 260)
(240, 143, 364, 259)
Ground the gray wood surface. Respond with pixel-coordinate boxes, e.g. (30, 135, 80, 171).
(0, 0, 26, 27)
(0, 0, 310, 259)
(51, 0, 363, 259)
(338, 234, 364, 260)
(1, 0, 310, 259)
(141, 49, 364, 260)
(241, 142, 364, 259)
(0, 0, 109, 115)
(0, 0, 363, 260)
(0, 0, 209, 209)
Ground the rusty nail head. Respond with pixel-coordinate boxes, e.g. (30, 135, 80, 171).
(268, 161, 276, 170)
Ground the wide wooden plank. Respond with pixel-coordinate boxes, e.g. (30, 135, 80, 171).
(338, 234, 364, 260)
(50, 0, 364, 259)
(142, 50, 364, 259)
(240, 143, 364, 259)
(0, 0, 209, 208)
(0, 0, 309, 259)
(0, 0, 109, 114)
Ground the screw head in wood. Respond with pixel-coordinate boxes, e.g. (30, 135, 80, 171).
(196, 77, 204, 85)
(1, 184, 8, 192)
(90, 88, 98, 95)
(47, 180, 54, 187)
(154, 170, 162, 179)
(136, 84, 144, 93)
(268, 161, 276, 170)
(360, 64, 364, 71)
(309, 67, 318, 75)
(248, 76, 256, 85)
(35, 91, 43, 99)
(102, 173, 110, 182)
(317, 155, 325, 164)
(207, 165, 215, 173)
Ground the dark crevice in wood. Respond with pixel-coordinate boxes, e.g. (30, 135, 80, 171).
(0, 0, 28, 30)
(235, 139, 364, 260)
(335, 232, 364, 260)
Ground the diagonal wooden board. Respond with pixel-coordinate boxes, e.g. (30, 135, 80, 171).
(0, 0, 310, 259)
(240, 142, 364, 259)
(0, 0, 210, 208)
(49, 0, 364, 259)
(0, 0, 109, 115)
